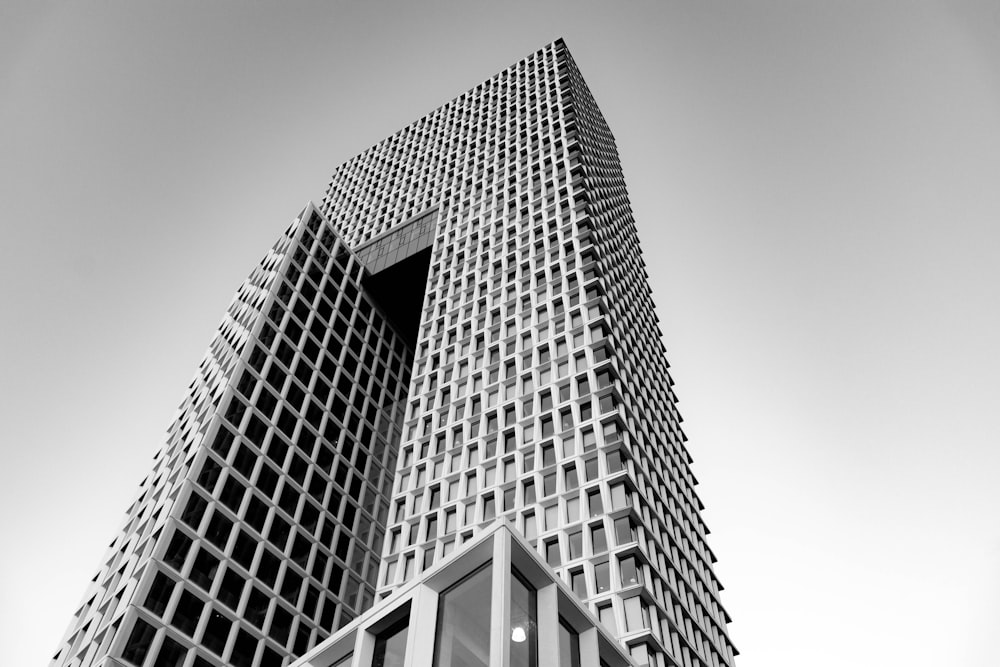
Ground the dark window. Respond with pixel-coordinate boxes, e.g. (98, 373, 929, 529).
(244, 495, 269, 533)
(220, 477, 246, 512)
(197, 456, 222, 492)
(278, 483, 300, 517)
(256, 549, 280, 588)
(245, 586, 270, 628)
(268, 515, 291, 550)
(280, 567, 303, 605)
(256, 463, 279, 497)
(218, 568, 246, 610)
(190, 548, 220, 591)
(233, 444, 257, 479)
(205, 510, 233, 550)
(294, 621, 311, 655)
(181, 493, 208, 530)
(153, 635, 187, 667)
(320, 596, 337, 632)
(210, 425, 236, 457)
(171, 589, 204, 636)
(230, 628, 258, 667)
(121, 618, 155, 665)
(269, 605, 293, 646)
(143, 571, 174, 616)
(232, 530, 257, 570)
(256, 387, 278, 419)
(202, 610, 232, 656)
(244, 413, 268, 447)
(291, 531, 312, 568)
(260, 645, 283, 667)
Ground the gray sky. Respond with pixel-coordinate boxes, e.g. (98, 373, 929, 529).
(3, 2, 999, 666)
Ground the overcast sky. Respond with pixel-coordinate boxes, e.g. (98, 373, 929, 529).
(3, 2, 999, 666)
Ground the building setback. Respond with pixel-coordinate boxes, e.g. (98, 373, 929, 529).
(50, 39, 736, 667)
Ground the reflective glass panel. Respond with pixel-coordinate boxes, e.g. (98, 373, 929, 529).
(433, 565, 493, 667)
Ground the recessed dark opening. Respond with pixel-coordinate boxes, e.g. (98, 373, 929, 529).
(363, 247, 432, 347)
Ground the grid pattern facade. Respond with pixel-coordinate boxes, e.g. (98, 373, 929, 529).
(51, 207, 414, 667)
(52, 39, 736, 667)
(320, 41, 736, 667)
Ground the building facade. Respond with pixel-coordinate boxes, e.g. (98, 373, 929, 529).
(50, 39, 736, 667)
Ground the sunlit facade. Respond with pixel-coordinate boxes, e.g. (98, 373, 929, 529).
(50, 39, 735, 667)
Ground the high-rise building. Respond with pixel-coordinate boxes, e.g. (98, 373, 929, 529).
(50, 39, 736, 667)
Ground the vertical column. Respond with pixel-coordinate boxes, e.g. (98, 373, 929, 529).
(406, 586, 440, 667)
(535, 584, 559, 667)
(490, 531, 512, 667)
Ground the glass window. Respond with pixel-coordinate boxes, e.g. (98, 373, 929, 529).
(143, 571, 174, 616)
(558, 619, 581, 667)
(546, 539, 561, 567)
(171, 589, 204, 636)
(434, 565, 493, 667)
(372, 617, 409, 667)
(595, 562, 610, 593)
(510, 572, 536, 667)
(155, 635, 187, 667)
(620, 556, 642, 587)
(591, 523, 607, 554)
(121, 618, 156, 665)
(568, 531, 583, 560)
(570, 570, 587, 599)
(614, 517, 635, 545)
(597, 603, 617, 635)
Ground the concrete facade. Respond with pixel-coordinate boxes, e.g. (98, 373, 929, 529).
(50, 39, 735, 667)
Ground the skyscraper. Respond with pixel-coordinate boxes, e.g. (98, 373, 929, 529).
(50, 39, 736, 667)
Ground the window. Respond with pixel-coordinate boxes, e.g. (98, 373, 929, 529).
(154, 635, 187, 667)
(372, 616, 409, 667)
(558, 619, 580, 667)
(143, 571, 174, 616)
(171, 589, 204, 636)
(619, 555, 642, 587)
(591, 523, 607, 553)
(202, 610, 232, 655)
(570, 569, 587, 599)
(595, 562, 610, 593)
(568, 530, 583, 560)
(121, 618, 155, 665)
(614, 517, 636, 545)
(190, 548, 220, 591)
(545, 539, 561, 567)
(510, 572, 536, 667)
(597, 603, 617, 635)
(434, 566, 493, 667)
(610, 483, 629, 509)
